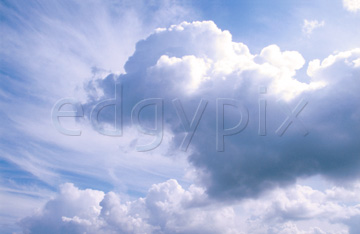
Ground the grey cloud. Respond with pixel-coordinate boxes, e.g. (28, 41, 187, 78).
(83, 21, 360, 200)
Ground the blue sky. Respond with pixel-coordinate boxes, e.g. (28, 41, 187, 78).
(1, 0, 360, 233)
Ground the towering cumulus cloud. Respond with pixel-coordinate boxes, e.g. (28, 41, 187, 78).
(85, 21, 360, 199)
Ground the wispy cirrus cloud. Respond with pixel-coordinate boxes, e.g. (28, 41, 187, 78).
(0, 1, 196, 232)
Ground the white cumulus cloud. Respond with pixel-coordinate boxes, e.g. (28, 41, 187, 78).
(20, 180, 360, 233)
(343, 0, 360, 12)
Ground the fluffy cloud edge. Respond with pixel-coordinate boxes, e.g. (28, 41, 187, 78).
(18, 179, 360, 234)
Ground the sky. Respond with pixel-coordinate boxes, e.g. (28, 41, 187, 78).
(1, 0, 360, 233)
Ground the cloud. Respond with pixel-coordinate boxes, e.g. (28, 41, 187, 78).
(20, 180, 360, 233)
(2, 2, 360, 231)
(0, 1, 197, 230)
(343, 0, 360, 12)
(84, 20, 360, 201)
(20, 181, 240, 234)
(0, 0, 196, 102)
(20, 183, 105, 234)
(302, 20, 325, 36)
(0, 0, 197, 183)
